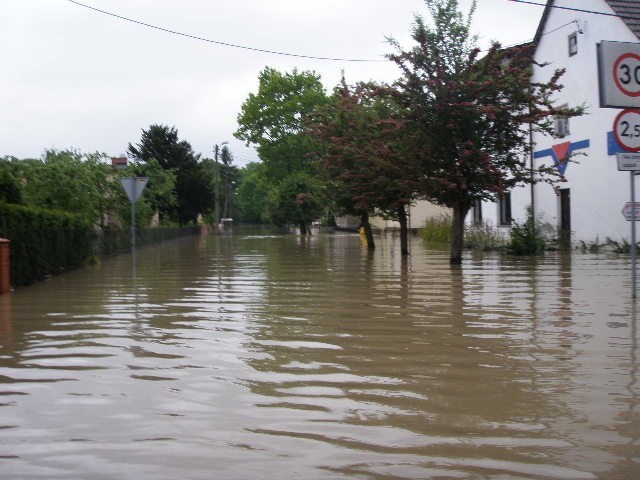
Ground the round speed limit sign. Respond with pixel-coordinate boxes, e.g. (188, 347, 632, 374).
(614, 109, 640, 152)
(615, 53, 640, 97)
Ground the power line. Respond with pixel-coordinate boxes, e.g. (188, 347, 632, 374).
(507, 0, 640, 20)
(542, 19, 579, 36)
(66, 0, 384, 63)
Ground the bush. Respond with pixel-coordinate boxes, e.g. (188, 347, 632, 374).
(507, 205, 548, 255)
(465, 221, 507, 250)
(604, 237, 640, 254)
(579, 237, 604, 253)
(420, 214, 452, 244)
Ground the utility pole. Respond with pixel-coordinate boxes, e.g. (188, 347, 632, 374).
(213, 141, 228, 227)
(214, 144, 220, 226)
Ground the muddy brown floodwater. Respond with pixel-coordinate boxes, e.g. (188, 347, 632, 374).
(0, 226, 638, 479)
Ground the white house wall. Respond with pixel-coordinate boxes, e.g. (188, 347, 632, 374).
(482, 0, 638, 246)
(370, 200, 451, 231)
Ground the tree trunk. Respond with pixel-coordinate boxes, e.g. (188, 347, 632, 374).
(360, 212, 375, 250)
(299, 221, 308, 236)
(450, 200, 470, 264)
(397, 204, 409, 256)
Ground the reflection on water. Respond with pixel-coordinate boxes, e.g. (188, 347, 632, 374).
(0, 227, 638, 479)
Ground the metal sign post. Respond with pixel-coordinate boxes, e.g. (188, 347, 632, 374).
(633, 172, 637, 299)
(614, 109, 640, 299)
(600, 41, 640, 297)
(618, 163, 640, 299)
(120, 177, 149, 250)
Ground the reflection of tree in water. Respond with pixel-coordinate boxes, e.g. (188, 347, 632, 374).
(242, 235, 592, 475)
(0, 232, 242, 378)
(606, 292, 640, 477)
(0, 293, 11, 340)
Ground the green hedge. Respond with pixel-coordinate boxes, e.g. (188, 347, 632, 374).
(0, 203, 202, 287)
(0, 203, 91, 286)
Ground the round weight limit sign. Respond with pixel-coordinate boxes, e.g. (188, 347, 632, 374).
(614, 109, 640, 152)
(614, 53, 640, 97)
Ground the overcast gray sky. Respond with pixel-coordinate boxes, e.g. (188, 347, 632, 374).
(1, 0, 545, 166)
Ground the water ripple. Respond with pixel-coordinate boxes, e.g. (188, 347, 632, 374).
(0, 232, 637, 479)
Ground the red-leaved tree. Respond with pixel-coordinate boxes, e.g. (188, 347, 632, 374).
(388, 0, 582, 263)
(308, 78, 421, 254)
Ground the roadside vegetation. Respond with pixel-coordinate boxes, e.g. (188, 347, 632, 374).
(465, 222, 508, 252)
(421, 206, 553, 256)
(234, 0, 582, 263)
(420, 215, 453, 244)
(1, 0, 585, 274)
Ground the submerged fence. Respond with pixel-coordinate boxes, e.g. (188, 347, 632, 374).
(96, 225, 202, 257)
(0, 238, 9, 294)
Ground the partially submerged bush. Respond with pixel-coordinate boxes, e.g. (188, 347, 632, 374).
(420, 214, 452, 244)
(507, 205, 548, 255)
(465, 221, 507, 250)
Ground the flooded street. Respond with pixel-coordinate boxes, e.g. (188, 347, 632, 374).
(0, 227, 638, 479)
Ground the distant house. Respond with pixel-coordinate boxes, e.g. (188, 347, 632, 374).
(335, 201, 450, 232)
(369, 202, 450, 232)
(476, 0, 640, 247)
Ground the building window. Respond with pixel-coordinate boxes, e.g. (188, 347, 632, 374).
(472, 199, 482, 224)
(554, 104, 570, 138)
(568, 32, 578, 56)
(498, 192, 512, 226)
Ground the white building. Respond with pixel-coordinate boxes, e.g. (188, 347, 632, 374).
(369, 201, 450, 231)
(478, 0, 640, 247)
(335, 200, 449, 232)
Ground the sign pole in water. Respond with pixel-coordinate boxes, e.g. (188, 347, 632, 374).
(617, 147, 640, 300)
(602, 40, 640, 299)
(632, 172, 637, 299)
(120, 177, 149, 250)
(614, 109, 640, 298)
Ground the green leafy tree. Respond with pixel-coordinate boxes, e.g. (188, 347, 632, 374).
(176, 166, 212, 225)
(235, 67, 329, 234)
(388, 0, 582, 263)
(266, 171, 324, 230)
(13, 149, 114, 224)
(0, 157, 23, 204)
(201, 154, 239, 224)
(119, 158, 177, 227)
(3, 150, 175, 229)
(128, 124, 211, 224)
(235, 162, 270, 224)
(128, 124, 199, 171)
